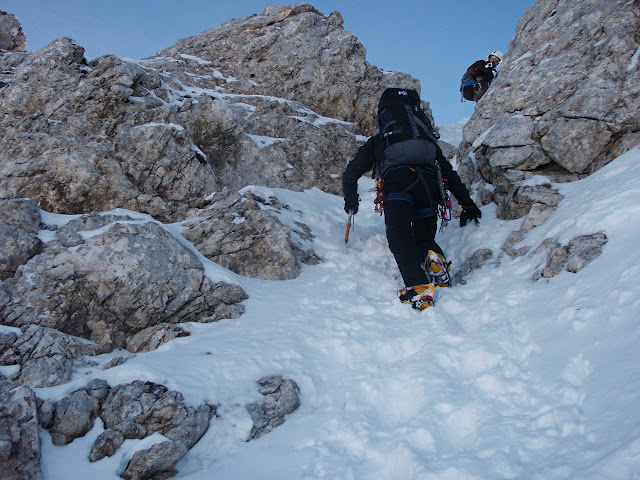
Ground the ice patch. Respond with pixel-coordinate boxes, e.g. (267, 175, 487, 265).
(245, 133, 287, 149)
(133, 122, 184, 131)
(628, 45, 640, 72)
(0, 364, 20, 377)
(472, 125, 495, 148)
(514, 51, 533, 63)
(212, 70, 237, 83)
(178, 53, 212, 65)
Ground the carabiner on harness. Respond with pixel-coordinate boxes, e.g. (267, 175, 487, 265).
(374, 177, 385, 215)
(438, 190, 453, 231)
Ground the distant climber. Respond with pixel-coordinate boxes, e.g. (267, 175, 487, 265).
(342, 88, 482, 311)
(460, 50, 503, 102)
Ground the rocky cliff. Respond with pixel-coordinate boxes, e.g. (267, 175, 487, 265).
(0, 5, 425, 478)
(156, 3, 422, 136)
(458, 0, 640, 220)
(0, 3, 425, 223)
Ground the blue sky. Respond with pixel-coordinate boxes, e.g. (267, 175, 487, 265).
(3, 0, 534, 124)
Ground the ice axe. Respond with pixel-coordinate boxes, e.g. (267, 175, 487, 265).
(344, 210, 354, 243)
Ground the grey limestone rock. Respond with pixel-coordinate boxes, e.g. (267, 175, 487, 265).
(60, 378, 212, 473)
(506, 183, 563, 221)
(49, 387, 103, 446)
(0, 38, 216, 222)
(438, 140, 457, 161)
(89, 429, 125, 462)
(99, 381, 212, 447)
(452, 249, 494, 286)
(45, 379, 109, 446)
(0, 11, 26, 52)
(533, 233, 607, 280)
(178, 94, 363, 198)
(247, 375, 300, 440)
(0, 325, 104, 388)
(0, 386, 42, 480)
(1, 221, 247, 349)
(535, 243, 570, 280)
(566, 233, 608, 273)
(0, 199, 42, 280)
(35, 398, 55, 430)
(104, 355, 133, 370)
(120, 440, 188, 480)
(157, 3, 425, 136)
(44, 378, 214, 472)
(500, 199, 561, 259)
(0, 5, 426, 220)
(520, 202, 557, 234)
(182, 192, 316, 280)
(125, 324, 190, 353)
(502, 231, 531, 259)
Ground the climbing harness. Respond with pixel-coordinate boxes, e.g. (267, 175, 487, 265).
(373, 163, 452, 228)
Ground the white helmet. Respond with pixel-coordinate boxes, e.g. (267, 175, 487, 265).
(489, 50, 504, 62)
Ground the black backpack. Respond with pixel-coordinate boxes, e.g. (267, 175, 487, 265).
(373, 88, 451, 223)
(459, 72, 476, 102)
(376, 88, 440, 176)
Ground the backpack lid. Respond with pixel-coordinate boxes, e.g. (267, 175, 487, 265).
(378, 88, 421, 111)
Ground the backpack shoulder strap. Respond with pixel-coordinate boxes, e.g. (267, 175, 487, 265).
(405, 106, 440, 144)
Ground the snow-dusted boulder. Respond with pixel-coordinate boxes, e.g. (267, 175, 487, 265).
(533, 232, 608, 280)
(459, 0, 640, 219)
(120, 441, 188, 480)
(247, 375, 300, 440)
(182, 191, 317, 280)
(125, 324, 190, 353)
(0, 325, 104, 389)
(89, 429, 125, 462)
(47, 380, 106, 446)
(451, 249, 494, 286)
(566, 233, 608, 273)
(1, 219, 247, 350)
(39, 378, 213, 478)
(99, 381, 212, 463)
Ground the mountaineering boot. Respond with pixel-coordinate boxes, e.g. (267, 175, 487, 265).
(398, 283, 436, 310)
(424, 250, 452, 287)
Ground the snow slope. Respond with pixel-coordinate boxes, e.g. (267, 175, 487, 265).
(29, 143, 640, 479)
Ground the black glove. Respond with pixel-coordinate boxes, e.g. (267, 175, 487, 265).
(460, 203, 481, 227)
(344, 196, 359, 214)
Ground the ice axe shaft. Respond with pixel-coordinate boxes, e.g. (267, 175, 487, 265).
(344, 211, 354, 243)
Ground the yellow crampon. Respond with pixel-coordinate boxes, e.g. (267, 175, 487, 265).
(398, 283, 435, 310)
(425, 250, 452, 287)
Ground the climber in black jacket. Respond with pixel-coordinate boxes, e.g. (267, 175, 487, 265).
(463, 50, 503, 102)
(342, 89, 481, 310)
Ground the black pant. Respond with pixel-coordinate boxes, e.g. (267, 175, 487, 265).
(383, 167, 444, 287)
